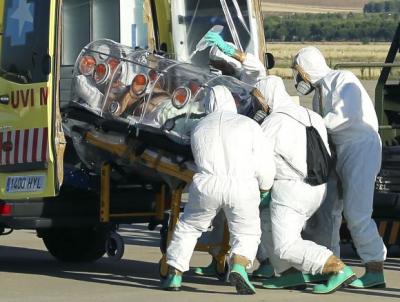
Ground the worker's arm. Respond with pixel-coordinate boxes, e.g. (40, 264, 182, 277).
(206, 32, 266, 85)
(321, 73, 362, 133)
(241, 53, 267, 86)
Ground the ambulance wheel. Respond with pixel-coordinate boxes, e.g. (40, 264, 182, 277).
(41, 227, 107, 262)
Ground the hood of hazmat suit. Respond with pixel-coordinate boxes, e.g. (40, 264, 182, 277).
(210, 45, 266, 86)
(293, 46, 379, 145)
(258, 76, 329, 180)
(206, 85, 238, 114)
(293, 46, 331, 85)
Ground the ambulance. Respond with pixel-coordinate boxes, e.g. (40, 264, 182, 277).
(0, 0, 272, 262)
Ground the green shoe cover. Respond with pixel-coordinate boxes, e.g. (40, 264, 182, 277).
(161, 274, 182, 291)
(348, 272, 386, 289)
(303, 273, 329, 283)
(229, 264, 256, 295)
(252, 264, 275, 279)
(313, 266, 356, 294)
(262, 271, 306, 290)
(194, 260, 217, 277)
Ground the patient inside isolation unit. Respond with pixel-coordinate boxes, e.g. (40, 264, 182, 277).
(71, 40, 259, 144)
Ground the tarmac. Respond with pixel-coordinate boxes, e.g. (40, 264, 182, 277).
(0, 224, 399, 302)
(0, 80, 395, 302)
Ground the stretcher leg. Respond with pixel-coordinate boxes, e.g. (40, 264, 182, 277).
(216, 222, 230, 277)
(159, 185, 232, 279)
(159, 185, 185, 278)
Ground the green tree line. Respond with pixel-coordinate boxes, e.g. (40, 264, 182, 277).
(364, 0, 400, 13)
(264, 13, 399, 42)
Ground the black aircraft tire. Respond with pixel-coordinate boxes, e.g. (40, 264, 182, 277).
(42, 227, 107, 262)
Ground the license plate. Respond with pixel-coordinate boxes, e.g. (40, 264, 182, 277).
(5, 175, 46, 193)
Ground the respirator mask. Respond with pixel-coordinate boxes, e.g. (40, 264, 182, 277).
(250, 88, 270, 124)
(293, 64, 314, 96)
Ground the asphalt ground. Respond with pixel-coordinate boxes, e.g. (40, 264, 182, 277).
(0, 224, 399, 302)
(0, 79, 392, 302)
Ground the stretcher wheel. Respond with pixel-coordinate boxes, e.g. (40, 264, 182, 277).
(106, 231, 125, 260)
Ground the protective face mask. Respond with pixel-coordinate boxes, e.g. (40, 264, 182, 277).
(253, 109, 268, 124)
(295, 80, 315, 95)
(293, 69, 315, 95)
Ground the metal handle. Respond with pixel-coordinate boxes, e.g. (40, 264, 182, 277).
(0, 95, 9, 105)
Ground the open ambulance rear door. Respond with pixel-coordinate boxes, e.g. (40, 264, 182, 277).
(0, 0, 65, 200)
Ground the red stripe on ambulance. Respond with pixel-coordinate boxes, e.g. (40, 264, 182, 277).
(13, 130, 20, 165)
(41, 127, 48, 162)
(5, 131, 12, 165)
(22, 129, 29, 163)
(31, 128, 39, 163)
(0, 128, 48, 166)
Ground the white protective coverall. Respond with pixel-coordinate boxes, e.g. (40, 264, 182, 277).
(166, 85, 276, 272)
(302, 172, 342, 257)
(257, 75, 333, 275)
(200, 47, 270, 262)
(294, 46, 387, 263)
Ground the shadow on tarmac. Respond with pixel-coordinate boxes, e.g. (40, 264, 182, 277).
(0, 224, 399, 297)
(0, 245, 236, 295)
(1, 244, 399, 298)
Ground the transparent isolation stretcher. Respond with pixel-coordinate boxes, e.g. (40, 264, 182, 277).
(70, 39, 260, 146)
(65, 40, 266, 275)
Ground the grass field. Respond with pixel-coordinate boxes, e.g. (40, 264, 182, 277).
(262, 0, 383, 13)
(260, 2, 391, 79)
(267, 42, 391, 79)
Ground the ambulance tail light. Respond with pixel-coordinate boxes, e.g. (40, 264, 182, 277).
(0, 204, 12, 216)
(78, 55, 96, 76)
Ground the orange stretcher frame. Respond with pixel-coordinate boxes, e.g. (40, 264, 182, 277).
(83, 129, 230, 276)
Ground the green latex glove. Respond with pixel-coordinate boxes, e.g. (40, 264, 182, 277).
(260, 191, 271, 209)
(205, 32, 236, 57)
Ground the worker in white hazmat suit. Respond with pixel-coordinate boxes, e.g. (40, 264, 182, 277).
(194, 33, 274, 279)
(257, 75, 356, 294)
(162, 85, 276, 295)
(293, 46, 387, 289)
(194, 32, 274, 280)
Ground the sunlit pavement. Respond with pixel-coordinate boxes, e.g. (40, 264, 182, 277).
(0, 225, 399, 302)
(0, 80, 387, 301)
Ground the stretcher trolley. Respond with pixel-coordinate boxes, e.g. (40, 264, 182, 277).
(62, 40, 267, 268)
